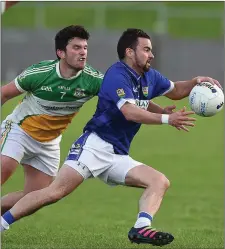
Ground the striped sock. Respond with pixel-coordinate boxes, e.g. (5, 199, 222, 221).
(1, 211, 16, 231)
(134, 211, 153, 228)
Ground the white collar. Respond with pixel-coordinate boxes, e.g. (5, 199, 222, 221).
(56, 61, 82, 80)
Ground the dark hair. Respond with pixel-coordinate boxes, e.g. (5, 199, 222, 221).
(117, 28, 150, 60)
(55, 25, 90, 59)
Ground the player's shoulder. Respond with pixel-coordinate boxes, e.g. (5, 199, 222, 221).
(145, 68, 164, 80)
(107, 61, 125, 73)
(83, 64, 104, 79)
(18, 60, 57, 79)
(146, 67, 159, 75)
(29, 59, 58, 70)
(105, 62, 129, 80)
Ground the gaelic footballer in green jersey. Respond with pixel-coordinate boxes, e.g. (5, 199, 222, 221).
(5, 60, 103, 142)
(1, 26, 103, 216)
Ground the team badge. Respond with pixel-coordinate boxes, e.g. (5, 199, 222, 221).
(74, 88, 86, 98)
(142, 87, 148, 97)
(117, 88, 125, 98)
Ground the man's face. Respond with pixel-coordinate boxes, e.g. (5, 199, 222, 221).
(60, 37, 88, 70)
(133, 37, 154, 73)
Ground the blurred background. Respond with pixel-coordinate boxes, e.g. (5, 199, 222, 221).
(1, 1, 224, 83)
(1, 2, 224, 249)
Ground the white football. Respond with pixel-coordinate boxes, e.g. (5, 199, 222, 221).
(189, 82, 224, 117)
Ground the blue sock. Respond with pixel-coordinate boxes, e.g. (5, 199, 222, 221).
(2, 211, 16, 225)
(138, 211, 153, 222)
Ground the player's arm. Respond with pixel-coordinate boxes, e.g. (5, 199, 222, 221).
(2, 64, 37, 106)
(147, 101, 176, 114)
(120, 103, 195, 131)
(1, 81, 23, 105)
(121, 102, 163, 124)
(165, 76, 221, 100)
(103, 71, 195, 128)
(147, 101, 164, 114)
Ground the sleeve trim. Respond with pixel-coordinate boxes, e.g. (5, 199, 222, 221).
(14, 77, 26, 93)
(117, 98, 136, 109)
(161, 80, 175, 96)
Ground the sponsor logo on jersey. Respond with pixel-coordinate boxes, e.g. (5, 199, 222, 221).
(117, 88, 125, 98)
(74, 88, 86, 98)
(135, 99, 149, 110)
(142, 87, 148, 97)
(37, 101, 78, 111)
(41, 86, 52, 92)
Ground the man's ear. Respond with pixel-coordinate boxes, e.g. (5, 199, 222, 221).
(56, 49, 65, 59)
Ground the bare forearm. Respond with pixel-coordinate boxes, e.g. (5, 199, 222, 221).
(147, 101, 164, 114)
(172, 79, 196, 100)
(121, 104, 163, 125)
(1, 95, 8, 106)
(1, 82, 23, 106)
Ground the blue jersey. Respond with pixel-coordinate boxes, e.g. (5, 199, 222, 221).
(84, 61, 174, 155)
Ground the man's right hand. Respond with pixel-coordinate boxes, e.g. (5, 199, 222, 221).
(168, 106, 196, 132)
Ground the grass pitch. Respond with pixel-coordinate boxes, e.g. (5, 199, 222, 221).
(1, 95, 224, 249)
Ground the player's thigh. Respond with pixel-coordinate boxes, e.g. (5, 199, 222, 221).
(100, 156, 169, 188)
(21, 141, 60, 178)
(23, 164, 54, 194)
(125, 164, 169, 189)
(65, 132, 114, 180)
(98, 155, 141, 185)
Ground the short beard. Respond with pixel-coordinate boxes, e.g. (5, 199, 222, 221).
(143, 63, 150, 72)
(67, 60, 85, 72)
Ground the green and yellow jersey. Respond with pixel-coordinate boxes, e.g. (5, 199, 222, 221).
(5, 60, 103, 142)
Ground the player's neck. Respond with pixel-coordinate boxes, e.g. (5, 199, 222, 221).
(123, 59, 142, 76)
(59, 60, 81, 79)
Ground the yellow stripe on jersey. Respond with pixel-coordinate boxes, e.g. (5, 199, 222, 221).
(19, 113, 77, 142)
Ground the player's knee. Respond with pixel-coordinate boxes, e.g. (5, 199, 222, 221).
(157, 173, 170, 190)
(147, 173, 170, 191)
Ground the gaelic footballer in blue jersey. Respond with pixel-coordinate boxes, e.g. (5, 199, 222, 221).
(84, 62, 175, 155)
(1, 29, 221, 247)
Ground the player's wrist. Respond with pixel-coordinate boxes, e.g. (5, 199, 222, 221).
(162, 108, 167, 114)
(161, 114, 169, 124)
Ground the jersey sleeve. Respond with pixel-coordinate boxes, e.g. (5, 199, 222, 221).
(14, 64, 38, 93)
(100, 70, 135, 109)
(151, 69, 174, 98)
